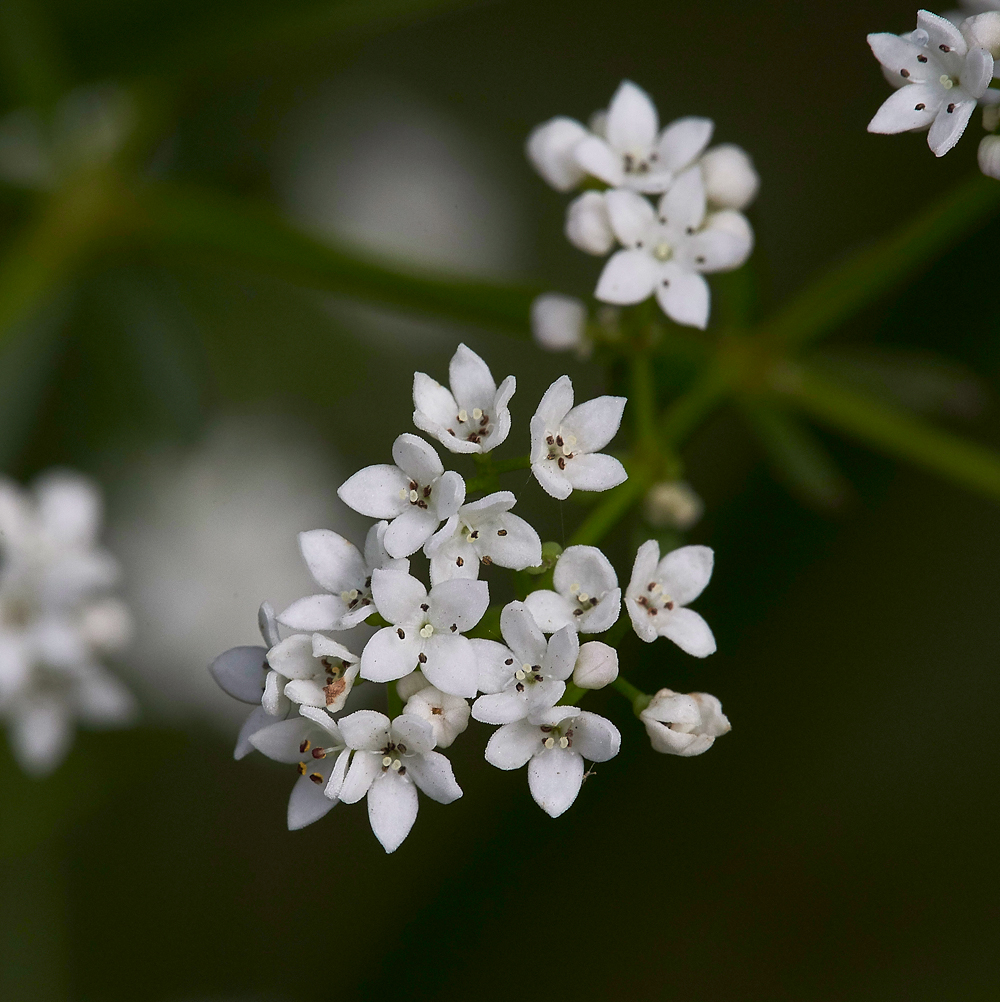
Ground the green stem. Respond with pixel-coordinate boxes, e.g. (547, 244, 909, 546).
(612, 677, 651, 716)
(760, 173, 1000, 350)
(560, 683, 587, 706)
(630, 350, 659, 459)
(465, 455, 530, 494)
(659, 364, 732, 448)
(387, 681, 403, 719)
(569, 473, 649, 547)
(778, 364, 1000, 500)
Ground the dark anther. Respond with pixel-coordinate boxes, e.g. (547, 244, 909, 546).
(546, 435, 555, 445)
(505, 658, 514, 665)
(573, 608, 583, 617)
(423, 485, 431, 497)
(417, 500, 428, 509)
(397, 628, 405, 640)
(917, 54, 928, 62)
(540, 725, 552, 732)
(695, 256, 706, 265)
(299, 739, 310, 753)
(947, 103, 956, 113)
(665, 601, 675, 611)
(365, 576, 371, 588)
(900, 68, 910, 77)
(479, 416, 488, 427)
(650, 608, 658, 616)
(482, 555, 493, 565)
(915, 103, 926, 110)
(686, 226, 695, 235)
(418, 652, 427, 663)
(397, 744, 406, 753)
(409, 480, 417, 490)
(470, 530, 479, 539)
(534, 675, 544, 682)
(297, 762, 307, 775)
(456, 557, 464, 567)
(636, 240, 643, 248)
(589, 597, 599, 606)
(311, 748, 327, 759)
(558, 457, 566, 470)
(939, 43, 950, 52)
(450, 623, 458, 632)
(497, 529, 508, 536)
(556, 435, 564, 446)
(662, 279, 670, 287)
(516, 683, 525, 693)
(420, 603, 429, 611)
(309, 773, 324, 785)
(398, 766, 406, 776)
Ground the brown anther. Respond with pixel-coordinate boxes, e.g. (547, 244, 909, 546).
(939, 43, 950, 51)
(534, 675, 544, 682)
(900, 68, 910, 77)
(417, 500, 428, 509)
(418, 652, 427, 664)
(397, 628, 406, 640)
(299, 739, 311, 753)
(311, 747, 327, 759)
(556, 435, 564, 446)
(558, 457, 566, 470)
(456, 557, 464, 567)
(398, 766, 406, 776)
(431, 706, 443, 715)
(540, 725, 552, 732)
(450, 623, 458, 632)
(397, 744, 407, 753)
(365, 576, 371, 588)
(423, 485, 432, 497)
(470, 530, 479, 539)
(297, 762, 307, 775)
(515, 683, 525, 693)
(479, 416, 488, 427)
(647, 582, 656, 591)
(409, 480, 418, 490)
(573, 608, 583, 617)
(917, 54, 928, 62)
(497, 529, 508, 536)
(915, 102, 926, 110)
(650, 608, 658, 616)
(665, 600, 675, 611)
(505, 658, 514, 665)
(448, 428, 456, 435)
(947, 103, 956, 113)
(467, 434, 481, 443)
(420, 603, 429, 611)
(482, 555, 493, 565)
(309, 773, 324, 785)
(349, 598, 359, 609)
(546, 435, 555, 445)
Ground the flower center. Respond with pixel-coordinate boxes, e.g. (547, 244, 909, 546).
(623, 150, 657, 175)
(447, 405, 491, 445)
(939, 73, 957, 90)
(398, 480, 432, 510)
(513, 662, 545, 693)
(568, 581, 602, 618)
(318, 656, 352, 705)
(295, 737, 339, 784)
(339, 574, 373, 612)
(380, 741, 408, 776)
(539, 722, 574, 750)
(635, 580, 675, 617)
(653, 241, 672, 262)
(544, 430, 577, 470)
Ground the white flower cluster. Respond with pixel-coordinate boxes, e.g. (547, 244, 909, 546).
(210, 344, 731, 852)
(527, 80, 759, 352)
(0, 472, 135, 775)
(867, 8, 1000, 176)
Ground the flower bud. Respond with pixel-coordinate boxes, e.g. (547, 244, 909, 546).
(643, 481, 704, 530)
(531, 293, 587, 353)
(565, 190, 615, 255)
(699, 143, 760, 210)
(572, 641, 619, 689)
(962, 12, 1000, 57)
(396, 670, 429, 701)
(985, 105, 1000, 133)
(640, 688, 731, 757)
(404, 684, 470, 748)
(526, 116, 588, 191)
(979, 135, 1000, 180)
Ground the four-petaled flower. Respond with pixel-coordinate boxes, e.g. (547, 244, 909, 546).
(402, 679, 471, 748)
(337, 710, 462, 853)
(867, 10, 998, 157)
(639, 688, 731, 757)
(424, 491, 542, 585)
(264, 633, 360, 714)
(471, 601, 578, 724)
(594, 169, 753, 330)
(524, 544, 621, 634)
(248, 707, 350, 830)
(360, 569, 489, 697)
(625, 541, 716, 657)
(337, 434, 465, 558)
(277, 521, 407, 632)
(484, 704, 620, 817)
(413, 343, 516, 454)
(529, 376, 627, 500)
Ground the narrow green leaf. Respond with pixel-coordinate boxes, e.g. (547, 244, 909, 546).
(778, 364, 1000, 502)
(136, 183, 537, 336)
(0, 0, 69, 107)
(741, 398, 850, 511)
(761, 174, 1000, 350)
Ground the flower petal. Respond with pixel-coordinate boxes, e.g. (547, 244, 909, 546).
(571, 711, 621, 762)
(604, 188, 657, 247)
(526, 116, 589, 191)
(961, 46, 994, 99)
(413, 370, 458, 426)
(565, 191, 615, 255)
(278, 594, 351, 632)
(234, 705, 272, 760)
(625, 596, 659, 643)
(337, 464, 409, 519)
(564, 395, 627, 454)
(917, 8, 967, 55)
(545, 625, 580, 681)
(528, 747, 584, 817)
(392, 433, 443, 484)
(266, 633, 317, 680)
(477, 512, 542, 571)
(927, 97, 976, 156)
(404, 750, 463, 803)
(656, 544, 714, 606)
(573, 135, 624, 186)
(449, 343, 497, 409)
(360, 626, 422, 683)
(250, 716, 319, 763)
(655, 263, 710, 329)
(662, 166, 706, 233)
(339, 709, 391, 752)
(429, 578, 489, 633)
(563, 453, 628, 493)
(594, 249, 660, 305)
(656, 115, 714, 171)
(867, 32, 939, 82)
(605, 80, 658, 154)
(433, 470, 466, 519)
(209, 645, 267, 703)
(658, 607, 717, 657)
(532, 374, 574, 432)
(472, 638, 515, 693)
(368, 771, 419, 853)
(420, 634, 479, 698)
(554, 545, 619, 598)
(287, 771, 336, 830)
(484, 719, 540, 770)
(339, 750, 380, 803)
(500, 600, 547, 665)
(297, 529, 365, 593)
(384, 506, 440, 558)
(522, 590, 577, 633)
(578, 588, 621, 634)
(391, 713, 435, 756)
(867, 83, 941, 134)
(531, 460, 573, 500)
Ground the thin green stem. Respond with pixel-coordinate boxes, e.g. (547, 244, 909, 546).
(612, 676, 651, 716)
(387, 681, 403, 719)
(569, 474, 648, 547)
(630, 349, 659, 459)
(560, 683, 587, 706)
(777, 364, 1000, 500)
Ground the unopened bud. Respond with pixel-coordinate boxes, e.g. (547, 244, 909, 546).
(565, 190, 615, 255)
(980, 135, 1000, 180)
(531, 294, 587, 353)
(573, 641, 619, 689)
(699, 143, 760, 211)
(962, 13, 1000, 57)
(525, 540, 563, 575)
(643, 481, 704, 530)
(526, 116, 588, 191)
(395, 670, 429, 701)
(985, 105, 1000, 133)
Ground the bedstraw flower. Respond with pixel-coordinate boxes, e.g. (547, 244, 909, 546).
(639, 688, 731, 757)
(523, 544, 621, 634)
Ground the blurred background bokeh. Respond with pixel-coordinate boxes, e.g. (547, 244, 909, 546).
(1, 0, 998, 999)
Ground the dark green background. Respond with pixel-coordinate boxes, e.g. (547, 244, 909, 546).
(1, 1, 998, 999)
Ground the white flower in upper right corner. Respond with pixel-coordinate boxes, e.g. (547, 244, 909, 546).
(337, 434, 464, 558)
(625, 541, 716, 657)
(277, 521, 407, 633)
(360, 569, 488, 697)
(248, 706, 350, 830)
(484, 704, 620, 818)
(338, 710, 462, 853)
(471, 601, 579, 724)
(413, 343, 515, 454)
(867, 10, 997, 157)
(531, 293, 589, 354)
(529, 375, 627, 500)
(640, 688, 731, 757)
(424, 491, 541, 585)
(595, 169, 753, 331)
(523, 544, 621, 634)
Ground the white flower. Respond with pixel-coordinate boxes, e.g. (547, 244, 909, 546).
(248, 707, 350, 829)
(210, 600, 280, 713)
(424, 491, 542, 585)
(529, 375, 627, 500)
(867, 11, 997, 157)
(948, 1, 1000, 21)
(565, 191, 615, 254)
(573, 81, 712, 194)
(338, 710, 462, 852)
(531, 293, 589, 354)
(403, 683, 470, 748)
(962, 11, 1000, 53)
(639, 688, 731, 757)
(643, 481, 704, 530)
(0, 471, 135, 776)
(523, 544, 621, 634)
(572, 641, 618, 689)
(625, 541, 716, 657)
(698, 144, 761, 211)
(525, 116, 590, 191)
(594, 170, 753, 330)
(484, 704, 620, 818)
(360, 569, 489, 697)
(471, 601, 578, 724)
(277, 521, 407, 632)
(337, 433, 465, 558)
(412, 343, 515, 454)
(979, 133, 1000, 175)
(265, 633, 360, 714)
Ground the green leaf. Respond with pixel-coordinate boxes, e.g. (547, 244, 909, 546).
(778, 364, 1000, 502)
(741, 398, 850, 511)
(136, 183, 537, 336)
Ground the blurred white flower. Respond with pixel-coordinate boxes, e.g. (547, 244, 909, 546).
(643, 481, 705, 530)
(530, 293, 589, 355)
(565, 190, 615, 255)
(639, 688, 731, 757)
(0, 470, 135, 775)
(110, 416, 350, 726)
(979, 132, 1000, 175)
